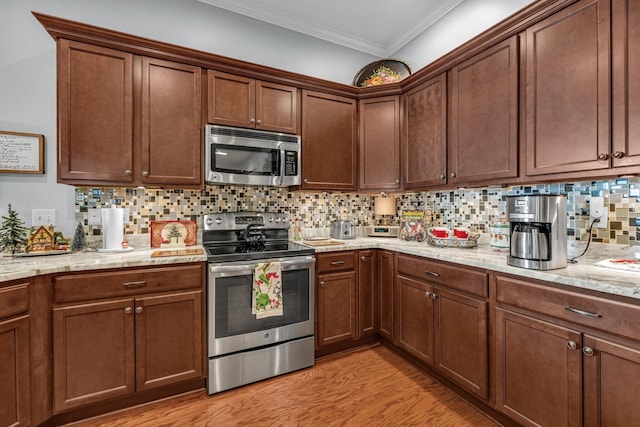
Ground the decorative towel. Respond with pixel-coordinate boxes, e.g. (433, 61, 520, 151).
(252, 262, 283, 319)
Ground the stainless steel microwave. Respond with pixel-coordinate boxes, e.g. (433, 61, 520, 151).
(205, 124, 301, 187)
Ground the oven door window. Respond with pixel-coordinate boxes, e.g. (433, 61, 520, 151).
(212, 144, 279, 176)
(214, 268, 309, 338)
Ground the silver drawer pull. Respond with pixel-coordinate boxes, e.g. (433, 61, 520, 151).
(425, 271, 440, 277)
(330, 261, 345, 266)
(123, 280, 147, 288)
(567, 341, 578, 350)
(583, 347, 595, 357)
(564, 306, 601, 318)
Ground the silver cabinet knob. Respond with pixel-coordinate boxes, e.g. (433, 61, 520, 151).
(395, 179, 399, 184)
(361, 256, 367, 262)
(450, 172, 456, 178)
(567, 341, 578, 350)
(320, 281, 326, 287)
(124, 307, 133, 314)
(439, 174, 446, 180)
(250, 118, 256, 124)
(135, 306, 143, 314)
(256, 119, 262, 125)
(124, 170, 132, 176)
(430, 293, 438, 299)
(425, 291, 432, 298)
(612, 151, 625, 159)
(598, 153, 610, 161)
(583, 346, 594, 356)
(142, 171, 149, 177)
(303, 178, 308, 183)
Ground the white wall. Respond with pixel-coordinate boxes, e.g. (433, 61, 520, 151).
(0, 0, 534, 235)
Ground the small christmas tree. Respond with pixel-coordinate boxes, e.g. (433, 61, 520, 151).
(0, 204, 28, 255)
(70, 222, 86, 252)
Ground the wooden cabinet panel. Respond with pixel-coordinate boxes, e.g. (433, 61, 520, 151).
(0, 315, 30, 427)
(140, 57, 202, 186)
(525, 0, 611, 176)
(53, 298, 136, 412)
(449, 36, 519, 184)
(256, 80, 299, 134)
(57, 40, 134, 184)
(377, 250, 394, 342)
(357, 250, 377, 336)
(135, 291, 202, 391)
(301, 90, 357, 191)
(0, 282, 29, 319)
(395, 276, 434, 366)
(495, 308, 582, 427)
(316, 251, 356, 274)
(612, 0, 640, 168)
(316, 271, 357, 347)
(358, 96, 400, 190)
(403, 73, 447, 189)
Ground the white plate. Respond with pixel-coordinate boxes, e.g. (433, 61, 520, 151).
(97, 247, 135, 253)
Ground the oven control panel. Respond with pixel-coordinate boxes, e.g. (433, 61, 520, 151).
(203, 212, 289, 231)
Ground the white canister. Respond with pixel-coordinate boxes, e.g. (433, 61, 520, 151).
(489, 217, 510, 251)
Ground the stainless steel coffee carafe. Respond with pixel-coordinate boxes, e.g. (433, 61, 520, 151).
(507, 195, 567, 270)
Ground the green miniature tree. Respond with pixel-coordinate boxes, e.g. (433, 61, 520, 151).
(70, 222, 86, 252)
(167, 223, 182, 239)
(0, 204, 28, 255)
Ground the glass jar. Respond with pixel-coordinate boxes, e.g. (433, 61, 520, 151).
(489, 216, 510, 252)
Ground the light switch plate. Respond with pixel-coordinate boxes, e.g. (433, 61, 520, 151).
(32, 209, 56, 227)
(88, 208, 101, 226)
(590, 196, 607, 229)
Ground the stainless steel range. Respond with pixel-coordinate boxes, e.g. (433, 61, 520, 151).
(203, 211, 315, 394)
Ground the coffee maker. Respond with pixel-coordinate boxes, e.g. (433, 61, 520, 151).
(507, 195, 567, 270)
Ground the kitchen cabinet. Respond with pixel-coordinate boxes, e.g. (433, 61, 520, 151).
(448, 36, 519, 185)
(0, 281, 30, 427)
(495, 274, 640, 426)
(377, 250, 394, 342)
(357, 250, 377, 337)
(403, 73, 447, 189)
(524, 0, 611, 176)
(52, 264, 204, 412)
(301, 90, 358, 191)
(395, 254, 489, 400)
(57, 40, 202, 187)
(207, 70, 299, 134)
(358, 96, 401, 190)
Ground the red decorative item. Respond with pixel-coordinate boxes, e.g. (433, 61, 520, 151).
(150, 220, 197, 248)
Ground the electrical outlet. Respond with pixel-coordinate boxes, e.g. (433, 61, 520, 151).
(123, 208, 130, 224)
(589, 196, 607, 229)
(88, 208, 101, 226)
(32, 209, 56, 227)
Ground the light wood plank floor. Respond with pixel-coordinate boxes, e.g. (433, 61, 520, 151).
(70, 344, 499, 427)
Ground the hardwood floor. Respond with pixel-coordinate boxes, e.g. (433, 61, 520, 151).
(69, 344, 498, 426)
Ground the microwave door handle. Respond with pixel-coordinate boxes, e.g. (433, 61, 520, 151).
(277, 144, 285, 185)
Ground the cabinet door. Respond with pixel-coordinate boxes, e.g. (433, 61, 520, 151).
(495, 308, 582, 427)
(403, 74, 447, 189)
(449, 36, 519, 184)
(359, 96, 400, 190)
(434, 286, 488, 400)
(395, 276, 434, 366)
(612, 0, 640, 168)
(135, 291, 203, 391)
(525, 0, 611, 176)
(357, 250, 377, 337)
(0, 315, 30, 427)
(140, 57, 202, 186)
(57, 40, 134, 184)
(207, 70, 255, 128)
(583, 335, 640, 427)
(256, 81, 299, 134)
(316, 271, 357, 347)
(301, 90, 358, 191)
(377, 250, 394, 342)
(53, 299, 135, 412)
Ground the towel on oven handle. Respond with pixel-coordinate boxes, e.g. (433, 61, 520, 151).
(252, 261, 283, 318)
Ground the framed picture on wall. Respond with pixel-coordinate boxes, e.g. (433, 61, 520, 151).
(0, 130, 45, 174)
(352, 59, 412, 87)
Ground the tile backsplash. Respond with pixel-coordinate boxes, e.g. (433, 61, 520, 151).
(75, 177, 640, 245)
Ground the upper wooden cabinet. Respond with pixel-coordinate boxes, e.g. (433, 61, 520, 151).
(449, 36, 519, 185)
(301, 90, 358, 191)
(403, 74, 447, 189)
(358, 96, 401, 191)
(207, 70, 299, 134)
(57, 40, 202, 187)
(524, 0, 611, 176)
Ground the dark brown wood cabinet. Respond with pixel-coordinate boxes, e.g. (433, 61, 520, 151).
(358, 96, 400, 190)
(52, 265, 204, 413)
(301, 90, 358, 191)
(357, 250, 377, 337)
(207, 70, 299, 134)
(403, 73, 447, 189)
(395, 275, 435, 365)
(377, 250, 394, 342)
(524, 0, 611, 177)
(57, 40, 202, 187)
(449, 36, 519, 185)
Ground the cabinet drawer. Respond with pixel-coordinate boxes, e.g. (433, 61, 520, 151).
(396, 254, 487, 297)
(0, 282, 29, 319)
(316, 251, 356, 273)
(496, 275, 640, 341)
(54, 264, 203, 303)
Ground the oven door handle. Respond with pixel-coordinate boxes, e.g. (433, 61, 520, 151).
(209, 255, 315, 275)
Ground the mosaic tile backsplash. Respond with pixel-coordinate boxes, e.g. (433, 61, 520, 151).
(75, 177, 640, 245)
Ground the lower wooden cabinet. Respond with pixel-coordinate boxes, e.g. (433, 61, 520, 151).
(0, 315, 30, 427)
(377, 250, 395, 342)
(316, 270, 357, 347)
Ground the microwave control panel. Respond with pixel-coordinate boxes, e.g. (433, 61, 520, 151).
(284, 151, 298, 176)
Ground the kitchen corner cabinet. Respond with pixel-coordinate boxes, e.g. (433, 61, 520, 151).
(395, 254, 489, 400)
(448, 36, 519, 185)
(301, 90, 358, 191)
(358, 96, 401, 190)
(0, 281, 30, 427)
(52, 264, 204, 413)
(207, 70, 299, 134)
(524, 0, 611, 177)
(57, 40, 202, 187)
(358, 250, 377, 337)
(377, 250, 394, 342)
(403, 73, 447, 189)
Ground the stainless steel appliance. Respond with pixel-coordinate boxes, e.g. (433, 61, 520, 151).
(203, 211, 315, 394)
(205, 124, 301, 187)
(330, 220, 356, 239)
(507, 195, 567, 270)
